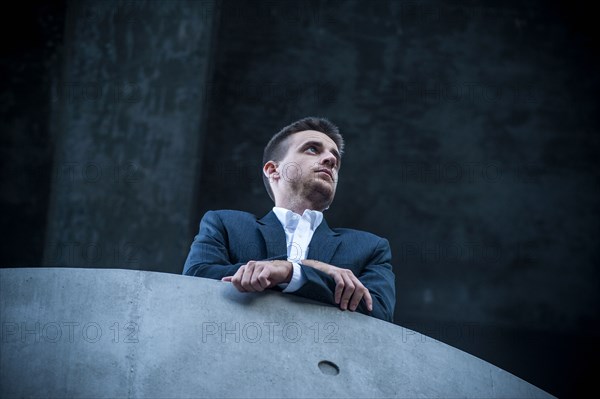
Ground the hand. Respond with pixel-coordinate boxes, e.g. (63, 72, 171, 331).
(222, 260, 292, 292)
(301, 259, 373, 312)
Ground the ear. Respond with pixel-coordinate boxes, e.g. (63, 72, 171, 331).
(263, 161, 279, 181)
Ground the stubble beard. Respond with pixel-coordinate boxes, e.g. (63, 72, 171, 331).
(293, 175, 335, 211)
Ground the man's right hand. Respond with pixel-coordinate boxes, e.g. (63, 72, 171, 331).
(301, 259, 373, 312)
(222, 260, 292, 292)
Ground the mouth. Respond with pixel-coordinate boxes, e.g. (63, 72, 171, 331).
(315, 169, 334, 180)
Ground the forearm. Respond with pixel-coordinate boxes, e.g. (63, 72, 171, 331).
(299, 259, 328, 273)
(297, 257, 395, 322)
(183, 262, 243, 280)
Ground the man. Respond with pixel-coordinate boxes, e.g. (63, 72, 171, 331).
(183, 117, 396, 322)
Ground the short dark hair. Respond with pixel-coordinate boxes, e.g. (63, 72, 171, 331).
(262, 116, 344, 202)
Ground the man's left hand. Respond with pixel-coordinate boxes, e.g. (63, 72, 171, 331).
(301, 259, 373, 312)
(222, 260, 292, 292)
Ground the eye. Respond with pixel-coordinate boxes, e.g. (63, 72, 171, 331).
(306, 146, 318, 154)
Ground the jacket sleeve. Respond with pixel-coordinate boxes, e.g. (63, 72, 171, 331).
(293, 238, 396, 322)
(182, 211, 244, 279)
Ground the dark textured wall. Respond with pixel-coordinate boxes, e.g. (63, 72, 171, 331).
(200, 0, 599, 332)
(41, 0, 217, 272)
(195, 1, 598, 396)
(1, 1, 598, 397)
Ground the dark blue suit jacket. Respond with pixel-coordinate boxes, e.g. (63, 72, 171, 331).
(183, 210, 396, 322)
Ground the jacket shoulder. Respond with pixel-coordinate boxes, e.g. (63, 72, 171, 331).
(203, 209, 260, 223)
(332, 227, 387, 244)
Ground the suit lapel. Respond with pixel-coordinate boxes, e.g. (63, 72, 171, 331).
(257, 211, 288, 260)
(308, 218, 341, 264)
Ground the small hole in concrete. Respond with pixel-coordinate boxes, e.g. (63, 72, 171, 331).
(318, 360, 339, 375)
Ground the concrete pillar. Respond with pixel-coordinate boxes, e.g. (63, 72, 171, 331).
(43, 0, 218, 272)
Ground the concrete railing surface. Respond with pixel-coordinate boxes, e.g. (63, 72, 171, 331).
(0, 268, 553, 398)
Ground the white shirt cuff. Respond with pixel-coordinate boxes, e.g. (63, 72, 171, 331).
(279, 262, 305, 293)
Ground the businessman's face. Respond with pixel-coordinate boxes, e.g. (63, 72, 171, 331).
(277, 130, 341, 209)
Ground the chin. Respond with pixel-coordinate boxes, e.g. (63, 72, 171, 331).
(308, 189, 335, 210)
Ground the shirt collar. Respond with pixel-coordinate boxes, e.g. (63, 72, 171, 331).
(272, 207, 324, 231)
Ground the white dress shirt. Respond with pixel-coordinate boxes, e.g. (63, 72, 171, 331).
(272, 207, 324, 292)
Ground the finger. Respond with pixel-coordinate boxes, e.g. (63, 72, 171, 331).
(339, 274, 355, 310)
(348, 282, 365, 311)
(348, 277, 367, 311)
(231, 266, 247, 292)
(240, 262, 256, 292)
(363, 288, 373, 312)
(250, 264, 265, 291)
(257, 267, 272, 289)
(221, 276, 232, 282)
(332, 274, 344, 304)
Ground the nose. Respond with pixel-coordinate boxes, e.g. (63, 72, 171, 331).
(321, 151, 337, 169)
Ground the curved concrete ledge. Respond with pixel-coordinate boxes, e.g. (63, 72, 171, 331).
(0, 268, 552, 398)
